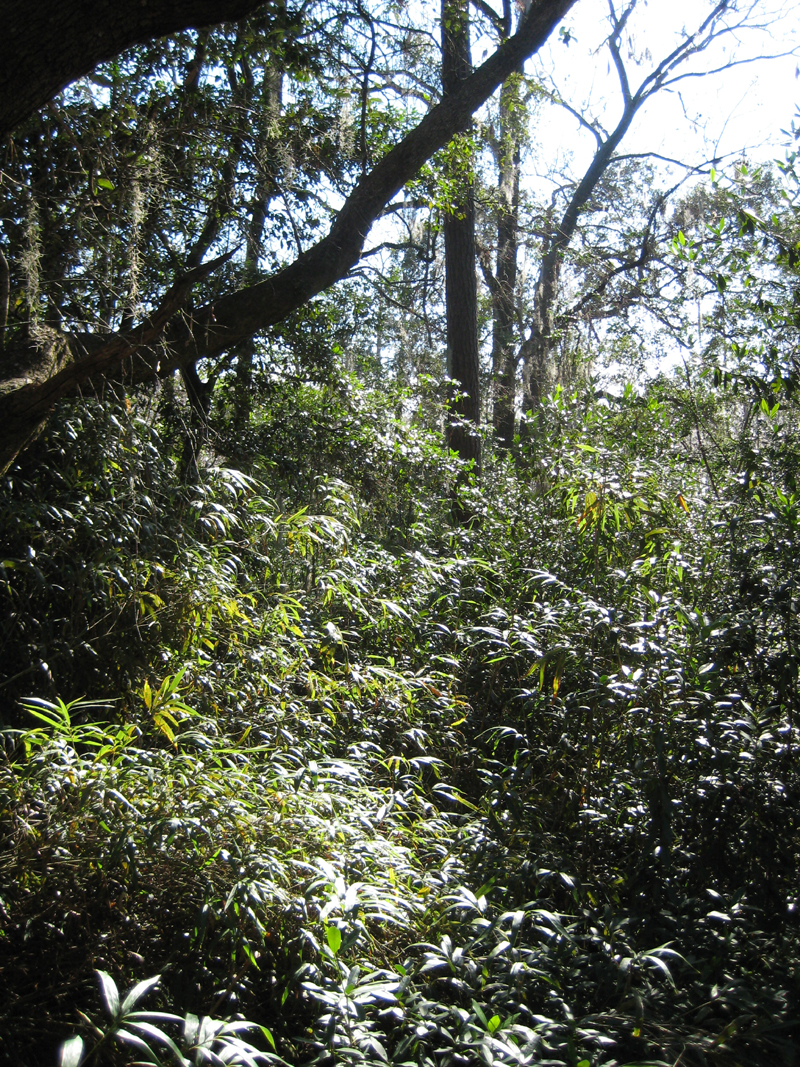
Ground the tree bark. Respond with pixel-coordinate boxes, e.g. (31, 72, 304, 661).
(0, 0, 577, 472)
(442, 0, 480, 470)
(0, 253, 232, 472)
(0, 0, 267, 142)
(491, 52, 522, 449)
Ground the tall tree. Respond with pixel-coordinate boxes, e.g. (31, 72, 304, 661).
(442, 0, 481, 468)
(472, 0, 527, 449)
(490, 65, 523, 449)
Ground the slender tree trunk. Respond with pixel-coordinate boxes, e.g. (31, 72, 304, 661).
(179, 360, 213, 481)
(520, 242, 560, 415)
(442, 0, 481, 470)
(491, 60, 522, 449)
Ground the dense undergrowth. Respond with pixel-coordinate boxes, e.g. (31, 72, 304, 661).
(1, 374, 799, 1066)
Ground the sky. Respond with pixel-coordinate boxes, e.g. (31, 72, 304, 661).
(475, 0, 800, 186)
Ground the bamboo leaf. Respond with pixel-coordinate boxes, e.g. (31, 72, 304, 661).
(97, 970, 120, 1019)
(58, 1036, 85, 1067)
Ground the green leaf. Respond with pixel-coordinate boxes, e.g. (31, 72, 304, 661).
(122, 1019, 184, 1062)
(96, 177, 115, 190)
(120, 974, 160, 1016)
(113, 1027, 164, 1061)
(183, 1013, 200, 1047)
(21, 704, 63, 729)
(241, 940, 261, 969)
(325, 925, 342, 953)
(59, 1035, 85, 1067)
(472, 1001, 489, 1028)
(97, 969, 120, 1019)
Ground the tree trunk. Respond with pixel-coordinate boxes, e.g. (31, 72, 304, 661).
(520, 240, 560, 415)
(519, 105, 638, 414)
(491, 60, 522, 449)
(442, 0, 480, 470)
(179, 360, 214, 482)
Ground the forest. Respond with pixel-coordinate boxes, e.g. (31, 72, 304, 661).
(1, 0, 800, 1064)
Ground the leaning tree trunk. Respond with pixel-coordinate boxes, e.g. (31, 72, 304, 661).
(442, 0, 481, 471)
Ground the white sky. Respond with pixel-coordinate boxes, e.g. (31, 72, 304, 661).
(476, 0, 800, 183)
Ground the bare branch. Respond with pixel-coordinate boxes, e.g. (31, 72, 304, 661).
(471, 0, 505, 32)
(606, 0, 636, 105)
(633, 0, 736, 104)
(658, 47, 800, 90)
(610, 151, 724, 170)
(541, 87, 605, 147)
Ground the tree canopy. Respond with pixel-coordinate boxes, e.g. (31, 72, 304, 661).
(0, 0, 575, 471)
(0, 0, 269, 141)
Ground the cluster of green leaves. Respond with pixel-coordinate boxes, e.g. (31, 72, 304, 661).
(59, 970, 281, 1067)
(2, 361, 800, 1065)
(214, 372, 456, 533)
(0, 389, 468, 1062)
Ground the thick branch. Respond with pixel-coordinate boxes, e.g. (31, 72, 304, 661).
(471, 0, 504, 32)
(0, 0, 268, 141)
(0, 252, 232, 472)
(188, 0, 574, 352)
